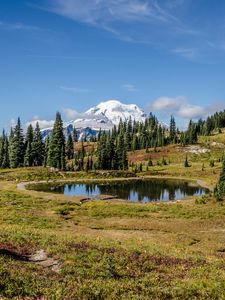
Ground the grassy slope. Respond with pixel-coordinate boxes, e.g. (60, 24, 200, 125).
(0, 134, 225, 299)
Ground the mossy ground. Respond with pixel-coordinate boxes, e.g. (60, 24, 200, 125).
(0, 134, 225, 299)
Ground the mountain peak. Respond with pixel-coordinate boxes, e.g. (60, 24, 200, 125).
(86, 99, 146, 125)
(41, 100, 147, 141)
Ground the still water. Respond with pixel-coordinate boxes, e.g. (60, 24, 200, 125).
(28, 179, 208, 202)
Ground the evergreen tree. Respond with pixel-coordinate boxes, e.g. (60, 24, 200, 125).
(148, 157, 153, 167)
(24, 124, 34, 167)
(215, 159, 225, 200)
(10, 118, 24, 168)
(169, 116, 176, 143)
(0, 130, 9, 169)
(66, 133, 74, 159)
(32, 122, 44, 166)
(86, 156, 90, 172)
(72, 127, 78, 142)
(47, 112, 66, 170)
(184, 155, 189, 168)
(43, 136, 50, 167)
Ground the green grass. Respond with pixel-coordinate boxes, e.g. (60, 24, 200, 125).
(0, 183, 225, 299)
(1, 134, 225, 299)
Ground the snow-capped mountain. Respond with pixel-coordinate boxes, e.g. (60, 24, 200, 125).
(41, 100, 147, 140)
(86, 100, 147, 125)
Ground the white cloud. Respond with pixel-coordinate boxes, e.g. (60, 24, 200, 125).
(47, 0, 173, 24)
(178, 104, 205, 119)
(150, 96, 185, 111)
(122, 84, 138, 92)
(10, 118, 16, 128)
(63, 108, 80, 120)
(60, 85, 92, 93)
(26, 118, 55, 130)
(149, 96, 206, 119)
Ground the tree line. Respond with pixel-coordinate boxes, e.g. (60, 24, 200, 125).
(0, 110, 219, 171)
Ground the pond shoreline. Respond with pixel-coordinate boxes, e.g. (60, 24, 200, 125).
(17, 175, 213, 203)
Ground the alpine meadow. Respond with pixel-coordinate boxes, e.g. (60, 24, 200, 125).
(1, 1, 225, 299)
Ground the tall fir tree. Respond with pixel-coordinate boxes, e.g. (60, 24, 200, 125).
(169, 115, 176, 143)
(215, 159, 225, 200)
(47, 112, 66, 170)
(43, 136, 50, 167)
(9, 118, 24, 168)
(72, 127, 78, 142)
(24, 124, 34, 167)
(66, 133, 74, 159)
(0, 130, 9, 169)
(32, 122, 44, 166)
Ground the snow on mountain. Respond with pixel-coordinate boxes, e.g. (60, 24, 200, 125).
(86, 100, 147, 125)
(41, 100, 147, 140)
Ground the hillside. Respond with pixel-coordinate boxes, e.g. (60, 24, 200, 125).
(0, 133, 225, 298)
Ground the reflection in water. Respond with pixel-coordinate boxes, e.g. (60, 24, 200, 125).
(30, 179, 208, 202)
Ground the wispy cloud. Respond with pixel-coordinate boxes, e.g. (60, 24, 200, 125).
(122, 84, 139, 92)
(34, 0, 225, 62)
(149, 96, 206, 119)
(60, 85, 92, 93)
(44, 1, 196, 40)
(46, 0, 177, 25)
(0, 21, 42, 31)
(172, 47, 197, 60)
(42, 0, 207, 59)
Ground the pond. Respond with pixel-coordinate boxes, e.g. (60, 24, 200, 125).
(27, 179, 209, 202)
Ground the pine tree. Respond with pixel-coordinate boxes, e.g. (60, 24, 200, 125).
(47, 112, 66, 170)
(184, 155, 189, 168)
(169, 116, 176, 143)
(24, 124, 34, 167)
(161, 157, 167, 165)
(10, 118, 24, 168)
(86, 156, 90, 172)
(0, 130, 9, 169)
(2, 135, 9, 168)
(72, 127, 78, 142)
(148, 157, 153, 167)
(215, 159, 225, 200)
(32, 122, 44, 166)
(43, 136, 49, 167)
(66, 133, 74, 159)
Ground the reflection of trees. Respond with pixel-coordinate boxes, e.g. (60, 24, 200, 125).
(96, 180, 205, 202)
(33, 180, 207, 202)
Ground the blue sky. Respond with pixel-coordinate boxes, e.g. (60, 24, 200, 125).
(1, 0, 225, 131)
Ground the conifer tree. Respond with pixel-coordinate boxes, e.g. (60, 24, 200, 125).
(215, 159, 225, 200)
(66, 133, 74, 159)
(184, 155, 189, 168)
(43, 136, 49, 167)
(47, 112, 65, 170)
(72, 127, 78, 142)
(86, 156, 90, 172)
(0, 130, 9, 169)
(148, 157, 153, 167)
(32, 122, 44, 166)
(24, 124, 34, 167)
(169, 115, 176, 143)
(10, 118, 24, 168)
